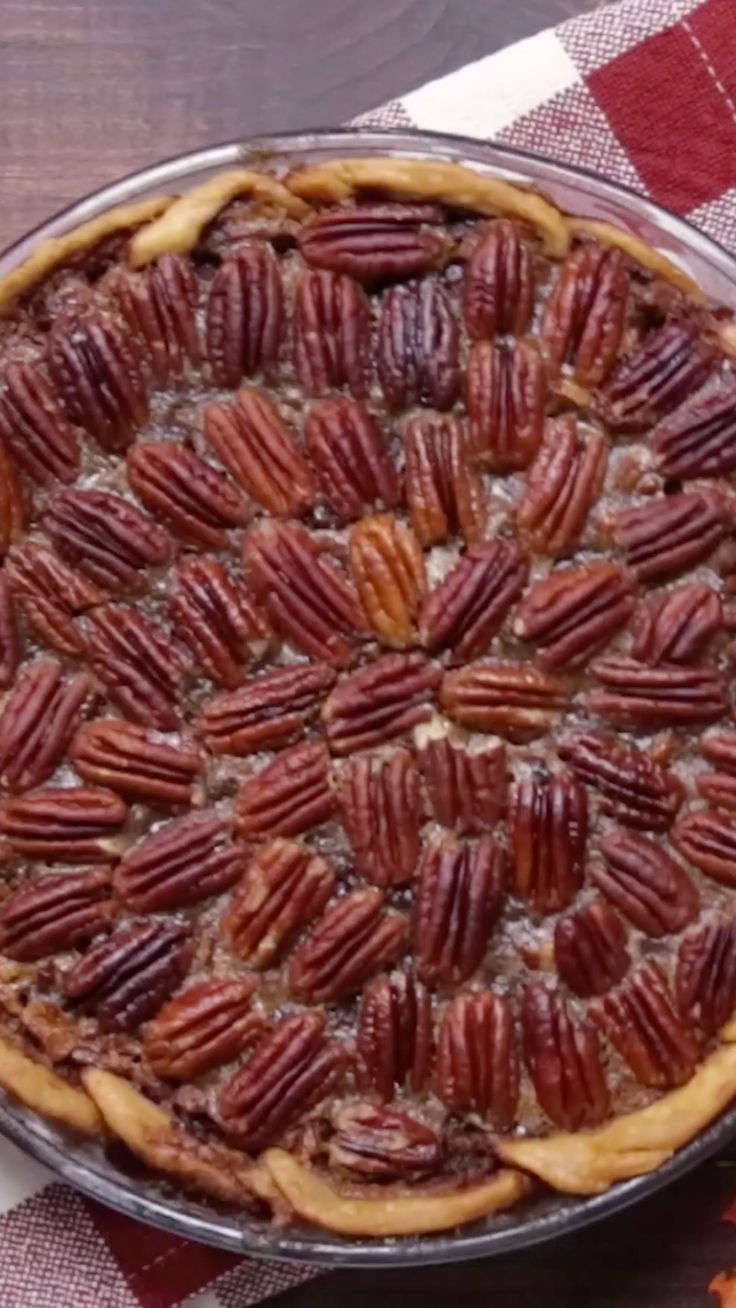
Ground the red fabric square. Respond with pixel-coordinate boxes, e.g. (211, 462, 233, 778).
(87, 1199, 240, 1308)
(499, 82, 643, 192)
(687, 0, 736, 105)
(588, 20, 736, 212)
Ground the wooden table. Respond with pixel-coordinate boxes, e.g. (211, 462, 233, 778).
(2, 0, 596, 243)
(3, 1, 732, 1305)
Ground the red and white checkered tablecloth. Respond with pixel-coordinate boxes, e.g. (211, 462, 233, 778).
(3, 0, 736, 1303)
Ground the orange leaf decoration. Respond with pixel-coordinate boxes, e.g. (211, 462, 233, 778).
(711, 1272, 736, 1308)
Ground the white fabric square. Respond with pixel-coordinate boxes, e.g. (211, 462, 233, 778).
(399, 29, 580, 138)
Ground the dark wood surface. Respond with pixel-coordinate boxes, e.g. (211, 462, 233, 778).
(4, 2, 732, 1305)
(1, 0, 596, 244)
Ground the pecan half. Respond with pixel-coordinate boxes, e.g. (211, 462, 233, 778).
(144, 977, 262, 1080)
(47, 314, 149, 450)
(6, 543, 101, 655)
(235, 740, 335, 840)
(71, 719, 202, 807)
(0, 868, 114, 962)
(592, 962, 700, 1088)
(466, 339, 546, 472)
(329, 1103, 441, 1180)
(698, 732, 736, 810)
(349, 514, 425, 649)
(672, 810, 736, 887)
(594, 320, 715, 433)
(513, 563, 635, 671)
(204, 388, 315, 516)
(653, 385, 736, 478)
(169, 556, 269, 688)
(63, 920, 192, 1032)
(558, 731, 683, 831)
(0, 786, 126, 861)
(632, 582, 722, 668)
(510, 773, 587, 913)
(440, 661, 568, 741)
(114, 811, 244, 913)
(357, 970, 433, 1099)
(293, 269, 371, 396)
(84, 604, 188, 730)
(594, 831, 699, 936)
(540, 243, 628, 385)
(108, 253, 199, 384)
(587, 657, 728, 727)
(306, 397, 400, 522)
(436, 990, 519, 1129)
(297, 202, 448, 282)
(463, 220, 533, 339)
(0, 361, 79, 485)
(222, 838, 335, 968)
(523, 985, 610, 1128)
(377, 280, 460, 411)
(0, 574, 19, 690)
(0, 658, 92, 792)
(614, 492, 727, 583)
(322, 652, 440, 755)
(205, 244, 283, 386)
(417, 728, 507, 834)
(0, 442, 25, 557)
(420, 540, 528, 662)
(676, 918, 736, 1035)
(554, 899, 629, 997)
(404, 415, 487, 546)
(127, 442, 249, 550)
(244, 519, 365, 667)
(43, 489, 171, 594)
(517, 418, 606, 556)
(288, 888, 407, 1003)
(217, 1011, 346, 1150)
(197, 663, 335, 756)
(339, 749, 421, 887)
(414, 833, 503, 985)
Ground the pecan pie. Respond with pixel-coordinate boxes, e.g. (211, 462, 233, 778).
(2, 154, 736, 1238)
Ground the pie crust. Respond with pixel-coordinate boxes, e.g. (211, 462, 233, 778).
(497, 1039, 736, 1194)
(128, 170, 310, 267)
(0, 154, 734, 1239)
(285, 156, 569, 255)
(0, 197, 174, 315)
(0, 1034, 102, 1137)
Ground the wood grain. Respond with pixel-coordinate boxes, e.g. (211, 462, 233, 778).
(0, 0, 597, 245)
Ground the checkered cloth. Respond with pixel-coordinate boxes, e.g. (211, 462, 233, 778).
(1, 0, 734, 1303)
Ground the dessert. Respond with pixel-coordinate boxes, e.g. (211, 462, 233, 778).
(0, 153, 735, 1237)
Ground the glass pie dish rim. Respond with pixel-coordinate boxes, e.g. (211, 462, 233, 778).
(0, 125, 735, 1267)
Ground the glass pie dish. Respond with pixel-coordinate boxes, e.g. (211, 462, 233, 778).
(1, 127, 736, 1265)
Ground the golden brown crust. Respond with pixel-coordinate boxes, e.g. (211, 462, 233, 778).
(262, 1148, 531, 1236)
(286, 157, 570, 258)
(0, 1035, 102, 1137)
(496, 1042, 736, 1195)
(82, 1068, 276, 1208)
(716, 321, 736, 360)
(128, 169, 311, 267)
(567, 217, 704, 299)
(0, 196, 174, 316)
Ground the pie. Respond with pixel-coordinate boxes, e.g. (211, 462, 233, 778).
(1, 153, 736, 1239)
